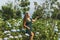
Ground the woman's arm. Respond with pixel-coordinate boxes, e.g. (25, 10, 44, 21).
(24, 21, 30, 29)
(32, 16, 39, 22)
(32, 19, 36, 22)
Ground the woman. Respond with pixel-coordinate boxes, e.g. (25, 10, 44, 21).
(23, 12, 38, 40)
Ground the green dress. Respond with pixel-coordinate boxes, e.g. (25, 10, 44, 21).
(26, 18, 32, 35)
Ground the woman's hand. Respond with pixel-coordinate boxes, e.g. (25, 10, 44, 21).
(24, 21, 30, 30)
(32, 16, 39, 22)
(26, 26, 30, 30)
(35, 16, 39, 20)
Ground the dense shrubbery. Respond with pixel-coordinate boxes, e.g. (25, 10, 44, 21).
(32, 19, 58, 40)
(0, 18, 60, 40)
(0, 0, 60, 40)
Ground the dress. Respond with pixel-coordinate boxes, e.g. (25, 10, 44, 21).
(26, 18, 32, 35)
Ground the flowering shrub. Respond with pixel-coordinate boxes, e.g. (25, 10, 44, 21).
(32, 19, 58, 40)
(0, 18, 60, 40)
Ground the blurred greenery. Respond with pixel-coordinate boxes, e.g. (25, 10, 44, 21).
(0, 18, 59, 40)
(0, 0, 60, 40)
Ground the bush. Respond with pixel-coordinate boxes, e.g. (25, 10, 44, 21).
(0, 18, 59, 40)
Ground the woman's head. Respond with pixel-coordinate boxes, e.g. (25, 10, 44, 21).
(23, 11, 30, 21)
(24, 11, 30, 19)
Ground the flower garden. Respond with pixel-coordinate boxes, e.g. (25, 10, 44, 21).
(0, 18, 60, 40)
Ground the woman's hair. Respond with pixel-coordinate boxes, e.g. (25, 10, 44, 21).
(23, 12, 30, 27)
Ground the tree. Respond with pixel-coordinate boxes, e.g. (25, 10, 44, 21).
(1, 5, 14, 20)
(20, 0, 30, 14)
(34, 2, 38, 10)
(0, 10, 2, 18)
(51, 0, 60, 19)
(0, 3, 22, 20)
(32, 5, 44, 19)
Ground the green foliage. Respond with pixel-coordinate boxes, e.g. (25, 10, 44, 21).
(51, 0, 60, 19)
(0, 18, 4, 31)
(0, 0, 60, 40)
(57, 14, 60, 20)
(0, 18, 59, 40)
(32, 19, 58, 40)
(57, 20, 60, 32)
(22, 7, 30, 13)
(52, 7, 59, 19)
(34, 2, 38, 9)
(1, 5, 21, 20)
(2, 6, 14, 20)
(20, 0, 30, 14)
(34, 2, 37, 6)
(32, 6, 44, 19)
(14, 10, 21, 19)
(20, 1, 30, 7)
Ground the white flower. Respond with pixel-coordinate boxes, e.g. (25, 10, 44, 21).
(4, 37, 8, 40)
(54, 29, 58, 32)
(15, 36, 18, 38)
(46, 23, 49, 26)
(36, 32, 39, 35)
(18, 34, 22, 38)
(22, 28, 26, 31)
(52, 4, 58, 9)
(57, 0, 60, 3)
(18, 21, 21, 24)
(55, 22, 57, 26)
(58, 33, 60, 35)
(12, 19, 16, 21)
(25, 33, 30, 36)
(7, 34, 11, 36)
(50, 9, 54, 12)
(54, 26, 58, 32)
(46, 21, 49, 26)
(16, 29, 20, 32)
(58, 38, 60, 40)
(9, 35, 14, 38)
(0, 38, 2, 40)
(11, 29, 16, 32)
(4, 31, 11, 34)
